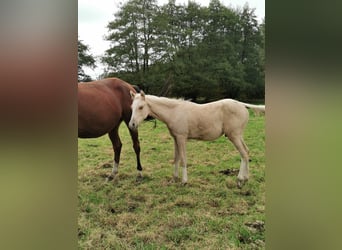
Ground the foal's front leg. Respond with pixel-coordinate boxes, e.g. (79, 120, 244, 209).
(173, 137, 180, 181)
(175, 136, 187, 184)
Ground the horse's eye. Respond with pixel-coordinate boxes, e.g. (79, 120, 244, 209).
(139, 106, 144, 110)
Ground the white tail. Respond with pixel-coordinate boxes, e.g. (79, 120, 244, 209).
(240, 102, 265, 115)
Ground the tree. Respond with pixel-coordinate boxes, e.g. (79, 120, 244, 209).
(78, 39, 96, 82)
(238, 4, 264, 99)
(103, 0, 158, 83)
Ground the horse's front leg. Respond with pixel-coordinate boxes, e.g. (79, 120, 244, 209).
(175, 136, 187, 184)
(128, 127, 143, 179)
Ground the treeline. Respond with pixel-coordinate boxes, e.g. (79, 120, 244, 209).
(90, 0, 264, 102)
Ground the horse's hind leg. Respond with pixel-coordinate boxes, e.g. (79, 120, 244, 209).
(108, 126, 122, 179)
(227, 134, 250, 188)
(128, 127, 143, 178)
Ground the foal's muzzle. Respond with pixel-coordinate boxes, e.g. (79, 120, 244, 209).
(129, 120, 137, 130)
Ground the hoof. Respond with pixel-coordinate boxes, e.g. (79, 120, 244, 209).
(136, 174, 143, 182)
(106, 172, 117, 182)
(237, 178, 247, 189)
(173, 176, 181, 182)
(181, 182, 188, 186)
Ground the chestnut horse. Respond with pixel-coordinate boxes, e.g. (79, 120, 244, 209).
(78, 78, 142, 179)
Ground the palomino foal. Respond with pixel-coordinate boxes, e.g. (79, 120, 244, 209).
(129, 91, 264, 187)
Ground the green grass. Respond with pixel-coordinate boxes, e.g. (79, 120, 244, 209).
(78, 111, 265, 249)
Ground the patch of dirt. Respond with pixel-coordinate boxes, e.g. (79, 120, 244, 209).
(208, 199, 220, 207)
(219, 168, 239, 176)
(174, 200, 195, 208)
(100, 173, 111, 179)
(245, 220, 265, 232)
(78, 228, 85, 237)
(101, 163, 112, 168)
(127, 202, 138, 212)
(240, 190, 253, 196)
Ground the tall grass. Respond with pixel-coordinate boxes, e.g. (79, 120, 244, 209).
(78, 111, 265, 249)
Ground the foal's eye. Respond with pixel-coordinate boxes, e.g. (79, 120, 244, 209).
(138, 106, 144, 110)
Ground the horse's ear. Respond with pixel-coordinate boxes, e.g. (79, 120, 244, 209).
(130, 90, 136, 100)
(140, 90, 145, 100)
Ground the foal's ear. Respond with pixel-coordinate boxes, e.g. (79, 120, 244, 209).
(130, 90, 136, 100)
(140, 90, 145, 100)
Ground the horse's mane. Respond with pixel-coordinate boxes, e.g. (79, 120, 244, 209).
(146, 95, 187, 108)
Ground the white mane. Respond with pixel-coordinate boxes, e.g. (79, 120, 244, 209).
(146, 95, 187, 108)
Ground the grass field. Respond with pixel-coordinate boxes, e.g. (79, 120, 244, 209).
(78, 111, 265, 249)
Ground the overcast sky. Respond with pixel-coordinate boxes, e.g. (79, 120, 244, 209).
(78, 0, 264, 79)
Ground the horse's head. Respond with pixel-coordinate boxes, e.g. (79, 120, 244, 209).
(129, 90, 150, 130)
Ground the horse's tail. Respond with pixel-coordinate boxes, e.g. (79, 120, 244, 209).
(239, 102, 265, 116)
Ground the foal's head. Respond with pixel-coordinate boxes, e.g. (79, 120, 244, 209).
(129, 90, 150, 130)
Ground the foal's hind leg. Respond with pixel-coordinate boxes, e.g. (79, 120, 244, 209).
(227, 134, 250, 188)
(127, 126, 143, 178)
(108, 126, 122, 179)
